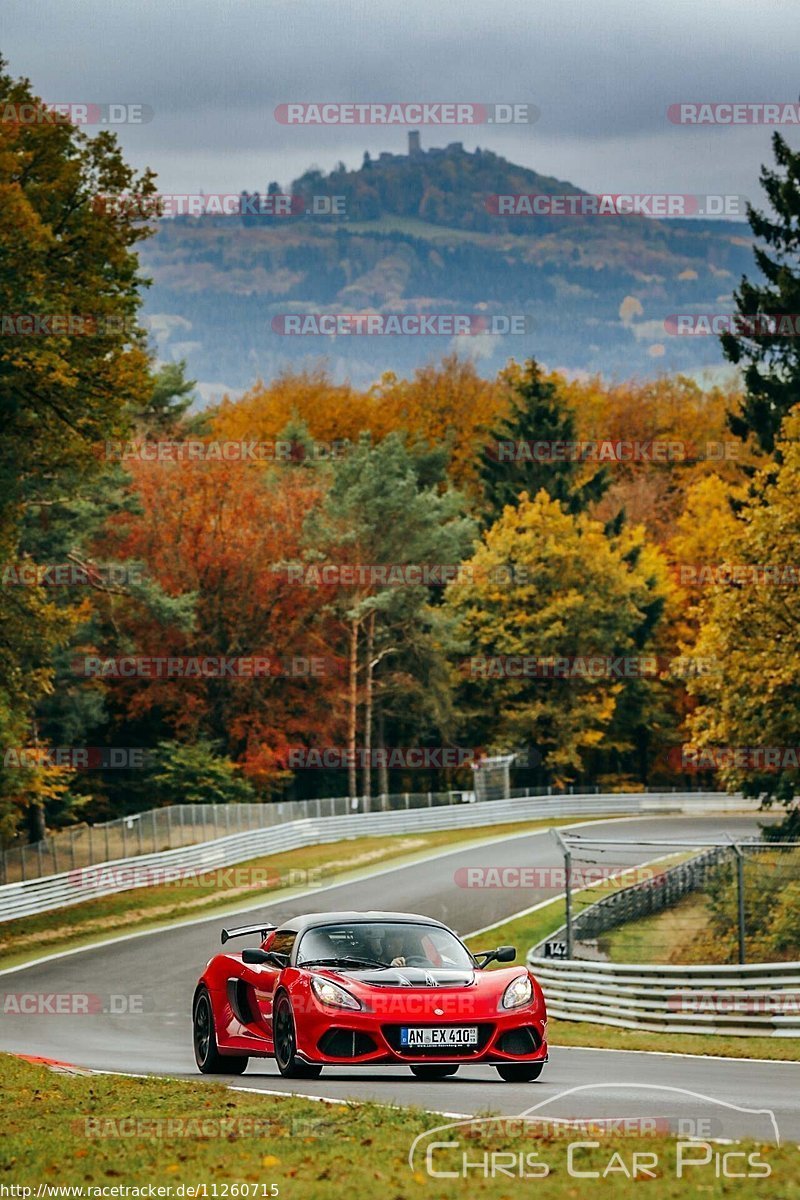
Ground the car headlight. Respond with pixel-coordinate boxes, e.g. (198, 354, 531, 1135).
(501, 973, 534, 1010)
(310, 976, 362, 1010)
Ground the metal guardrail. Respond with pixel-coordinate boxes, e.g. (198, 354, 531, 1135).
(0, 792, 468, 884)
(0, 791, 748, 922)
(527, 956, 800, 1036)
(0, 782, 724, 885)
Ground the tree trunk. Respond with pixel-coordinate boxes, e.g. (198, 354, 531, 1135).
(27, 720, 46, 842)
(363, 610, 375, 810)
(377, 702, 389, 799)
(347, 619, 359, 801)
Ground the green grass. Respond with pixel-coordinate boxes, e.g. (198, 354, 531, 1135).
(600, 892, 712, 964)
(2, 1055, 797, 1198)
(0, 815, 615, 970)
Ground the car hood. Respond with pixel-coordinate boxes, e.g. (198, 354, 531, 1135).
(315, 966, 476, 988)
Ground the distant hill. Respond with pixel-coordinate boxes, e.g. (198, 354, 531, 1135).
(139, 136, 755, 394)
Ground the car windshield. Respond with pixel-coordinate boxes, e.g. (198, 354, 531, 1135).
(296, 922, 474, 970)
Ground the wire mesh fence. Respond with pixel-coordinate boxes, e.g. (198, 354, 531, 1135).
(0, 779, 720, 886)
(537, 834, 800, 966)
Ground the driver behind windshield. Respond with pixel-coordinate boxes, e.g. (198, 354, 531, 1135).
(382, 928, 422, 967)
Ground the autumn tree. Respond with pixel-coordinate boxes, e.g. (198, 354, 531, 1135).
(0, 60, 157, 840)
(101, 458, 333, 797)
(445, 490, 671, 783)
(372, 354, 507, 493)
(478, 359, 608, 527)
(302, 434, 474, 802)
(685, 411, 800, 832)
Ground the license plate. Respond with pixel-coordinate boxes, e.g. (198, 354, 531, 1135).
(400, 1026, 478, 1047)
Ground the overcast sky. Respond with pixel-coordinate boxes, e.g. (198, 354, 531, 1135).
(3, 0, 799, 205)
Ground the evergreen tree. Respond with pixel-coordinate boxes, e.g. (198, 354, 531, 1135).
(478, 359, 608, 526)
(722, 134, 800, 455)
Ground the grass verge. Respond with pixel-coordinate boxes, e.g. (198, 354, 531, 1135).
(2, 1055, 797, 1198)
(0, 816, 613, 970)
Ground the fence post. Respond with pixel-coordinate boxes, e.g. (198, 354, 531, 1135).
(733, 843, 746, 965)
(88, 822, 93, 865)
(166, 806, 173, 850)
(551, 829, 573, 957)
(105, 822, 111, 861)
(426, 791, 431, 807)
(152, 808, 157, 853)
(70, 828, 76, 870)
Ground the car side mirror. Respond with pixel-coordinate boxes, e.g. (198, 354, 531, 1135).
(242, 948, 289, 967)
(495, 945, 516, 962)
(241, 947, 270, 964)
(474, 944, 517, 966)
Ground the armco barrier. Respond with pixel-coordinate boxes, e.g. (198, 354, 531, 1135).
(527, 956, 800, 1037)
(0, 791, 750, 922)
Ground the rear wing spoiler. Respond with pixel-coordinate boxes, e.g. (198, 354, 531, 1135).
(221, 923, 276, 945)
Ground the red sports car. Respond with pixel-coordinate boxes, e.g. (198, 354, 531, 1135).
(192, 910, 548, 1081)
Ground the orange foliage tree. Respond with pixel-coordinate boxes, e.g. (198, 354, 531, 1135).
(101, 459, 343, 791)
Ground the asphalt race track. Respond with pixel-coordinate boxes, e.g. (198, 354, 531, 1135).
(1, 814, 798, 1142)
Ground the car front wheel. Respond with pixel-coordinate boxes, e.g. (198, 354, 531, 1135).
(496, 1062, 544, 1082)
(273, 993, 323, 1078)
(193, 988, 248, 1074)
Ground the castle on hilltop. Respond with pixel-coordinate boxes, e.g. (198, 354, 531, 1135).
(367, 131, 467, 167)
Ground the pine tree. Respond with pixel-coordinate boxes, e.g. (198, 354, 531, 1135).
(478, 359, 608, 525)
(722, 133, 800, 455)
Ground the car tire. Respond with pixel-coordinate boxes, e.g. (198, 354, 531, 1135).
(409, 1065, 460, 1080)
(193, 988, 249, 1075)
(273, 992, 323, 1078)
(496, 1062, 545, 1082)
